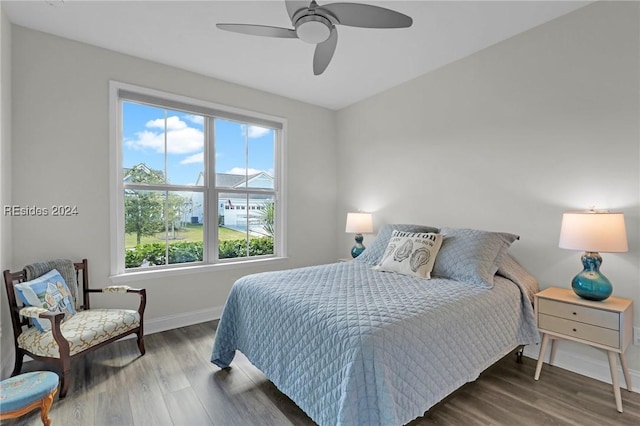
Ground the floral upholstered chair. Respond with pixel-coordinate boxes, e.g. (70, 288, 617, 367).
(3, 259, 146, 398)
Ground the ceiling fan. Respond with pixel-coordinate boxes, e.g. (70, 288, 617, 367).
(216, 0, 413, 75)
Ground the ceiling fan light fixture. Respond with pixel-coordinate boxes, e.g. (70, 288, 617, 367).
(218, 0, 414, 74)
(295, 15, 332, 44)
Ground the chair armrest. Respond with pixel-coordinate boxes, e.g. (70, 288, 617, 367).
(18, 307, 70, 357)
(19, 306, 51, 318)
(19, 307, 64, 322)
(84, 287, 146, 317)
(85, 286, 144, 294)
(101, 285, 132, 294)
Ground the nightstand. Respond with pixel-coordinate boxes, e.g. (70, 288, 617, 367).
(533, 287, 633, 412)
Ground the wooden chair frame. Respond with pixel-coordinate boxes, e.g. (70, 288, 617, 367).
(3, 259, 146, 398)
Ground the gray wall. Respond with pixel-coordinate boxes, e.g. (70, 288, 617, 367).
(0, 4, 13, 379)
(3, 25, 337, 371)
(336, 1, 640, 374)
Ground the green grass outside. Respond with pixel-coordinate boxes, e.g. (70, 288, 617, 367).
(125, 223, 247, 249)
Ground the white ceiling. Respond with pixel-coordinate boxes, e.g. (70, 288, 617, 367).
(3, 0, 590, 110)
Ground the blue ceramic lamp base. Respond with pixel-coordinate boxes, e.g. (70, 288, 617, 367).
(351, 233, 365, 258)
(571, 251, 613, 301)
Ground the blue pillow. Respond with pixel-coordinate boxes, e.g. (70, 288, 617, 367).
(432, 228, 519, 288)
(15, 269, 76, 332)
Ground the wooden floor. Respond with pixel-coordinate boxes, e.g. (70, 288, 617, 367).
(3, 320, 639, 426)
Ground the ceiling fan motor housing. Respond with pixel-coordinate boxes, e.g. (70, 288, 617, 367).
(293, 7, 338, 44)
(295, 15, 331, 44)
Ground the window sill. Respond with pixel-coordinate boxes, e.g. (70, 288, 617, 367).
(109, 256, 289, 284)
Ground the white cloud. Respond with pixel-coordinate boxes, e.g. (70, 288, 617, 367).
(184, 114, 204, 126)
(126, 116, 204, 154)
(146, 116, 187, 131)
(180, 152, 204, 165)
(226, 167, 264, 176)
(248, 125, 270, 138)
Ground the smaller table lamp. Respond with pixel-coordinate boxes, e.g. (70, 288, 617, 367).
(558, 210, 628, 301)
(345, 212, 373, 258)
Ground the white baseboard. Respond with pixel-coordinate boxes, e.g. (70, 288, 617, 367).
(524, 344, 640, 393)
(143, 305, 224, 336)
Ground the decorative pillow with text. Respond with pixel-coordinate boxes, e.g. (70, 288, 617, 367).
(373, 231, 443, 279)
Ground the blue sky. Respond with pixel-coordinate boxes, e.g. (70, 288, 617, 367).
(122, 101, 275, 186)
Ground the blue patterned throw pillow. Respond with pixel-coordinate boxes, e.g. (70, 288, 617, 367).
(432, 228, 519, 288)
(15, 269, 76, 332)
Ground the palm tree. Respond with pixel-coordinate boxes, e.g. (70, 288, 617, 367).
(260, 201, 275, 237)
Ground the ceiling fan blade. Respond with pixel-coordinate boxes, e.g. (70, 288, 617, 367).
(313, 28, 338, 75)
(286, 0, 311, 21)
(216, 24, 298, 38)
(321, 3, 413, 28)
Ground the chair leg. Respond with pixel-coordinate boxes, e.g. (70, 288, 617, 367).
(58, 356, 71, 399)
(58, 371, 69, 399)
(40, 389, 57, 426)
(11, 349, 24, 377)
(137, 330, 146, 356)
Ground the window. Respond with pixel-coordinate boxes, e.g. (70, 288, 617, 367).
(110, 82, 285, 275)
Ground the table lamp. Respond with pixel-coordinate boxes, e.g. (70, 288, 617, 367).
(345, 212, 373, 258)
(558, 210, 628, 301)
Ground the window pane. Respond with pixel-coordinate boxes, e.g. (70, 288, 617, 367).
(162, 191, 204, 265)
(218, 192, 249, 259)
(217, 193, 274, 259)
(124, 189, 165, 268)
(122, 102, 167, 184)
(122, 103, 205, 186)
(248, 126, 275, 189)
(166, 112, 205, 186)
(249, 194, 275, 256)
(124, 189, 204, 268)
(215, 119, 247, 188)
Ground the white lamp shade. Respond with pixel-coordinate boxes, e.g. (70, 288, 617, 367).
(559, 211, 628, 253)
(345, 212, 373, 234)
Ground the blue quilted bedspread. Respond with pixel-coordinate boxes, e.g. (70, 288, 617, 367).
(211, 261, 539, 426)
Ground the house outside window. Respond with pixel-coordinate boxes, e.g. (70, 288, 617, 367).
(110, 82, 286, 276)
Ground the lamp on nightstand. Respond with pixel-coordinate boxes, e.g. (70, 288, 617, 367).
(558, 209, 628, 301)
(345, 212, 373, 258)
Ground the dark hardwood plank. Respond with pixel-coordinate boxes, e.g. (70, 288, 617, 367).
(4, 320, 639, 426)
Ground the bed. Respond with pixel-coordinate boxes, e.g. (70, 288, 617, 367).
(211, 225, 540, 426)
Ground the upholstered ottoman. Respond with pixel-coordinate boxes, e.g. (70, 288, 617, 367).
(0, 371, 59, 426)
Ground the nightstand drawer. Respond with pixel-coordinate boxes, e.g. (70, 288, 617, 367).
(538, 298, 619, 330)
(538, 314, 620, 348)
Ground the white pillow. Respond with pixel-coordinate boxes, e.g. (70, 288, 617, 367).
(373, 231, 443, 278)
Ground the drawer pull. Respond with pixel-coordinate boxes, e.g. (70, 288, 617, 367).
(573, 328, 577, 332)
(572, 312, 577, 315)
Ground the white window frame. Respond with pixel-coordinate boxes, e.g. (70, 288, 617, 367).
(109, 81, 287, 282)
